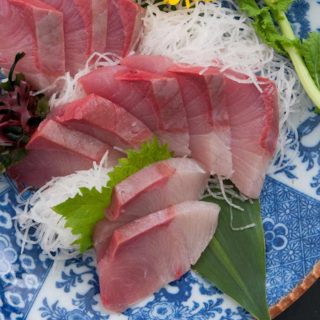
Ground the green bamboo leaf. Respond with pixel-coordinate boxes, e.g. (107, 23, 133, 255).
(194, 197, 269, 320)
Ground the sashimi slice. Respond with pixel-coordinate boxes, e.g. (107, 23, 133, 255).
(9, 120, 121, 187)
(91, 0, 108, 53)
(42, 0, 92, 75)
(55, 94, 153, 150)
(94, 157, 209, 261)
(0, 0, 65, 88)
(106, 158, 209, 221)
(121, 56, 232, 168)
(80, 66, 190, 156)
(9, 148, 98, 188)
(106, 0, 143, 57)
(96, 201, 220, 312)
(121, 55, 174, 74)
(121, 56, 190, 155)
(80, 65, 159, 128)
(224, 76, 279, 198)
(168, 66, 232, 176)
(117, 70, 190, 155)
(94, 219, 123, 263)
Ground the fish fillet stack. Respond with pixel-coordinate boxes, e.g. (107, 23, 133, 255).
(0, 0, 143, 88)
(10, 53, 279, 196)
(4, 2, 280, 313)
(81, 55, 279, 198)
(93, 158, 220, 312)
(2, 1, 279, 198)
(9, 53, 278, 312)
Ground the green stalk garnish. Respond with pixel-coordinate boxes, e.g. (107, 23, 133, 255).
(237, 0, 320, 111)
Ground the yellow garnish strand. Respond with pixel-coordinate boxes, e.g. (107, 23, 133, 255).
(165, 0, 180, 4)
(164, 0, 212, 8)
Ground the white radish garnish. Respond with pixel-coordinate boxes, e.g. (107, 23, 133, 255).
(15, 154, 111, 259)
(33, 52, 120, 109)
(139, 2, 273, 74)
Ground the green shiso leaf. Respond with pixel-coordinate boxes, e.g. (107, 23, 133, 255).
(53, 186, 111, 252)
(53, 137, 172, 252)
(108, 137, 172, 189)
(194, 197, 270, 320)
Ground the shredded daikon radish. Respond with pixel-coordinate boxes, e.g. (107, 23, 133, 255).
(229, 206, 256, 231)
(202, 176, 248, 205)
(202, 176, 256, 230)
(139, 2, 273, 75)
(33, 52, 120, 109)
(15, 154, 111, 260)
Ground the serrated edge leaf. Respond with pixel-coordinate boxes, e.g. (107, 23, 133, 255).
(53, 137, 172, 252)
(301, 32, 320, 89)
(251, 8, 287, 54)
(267, 0, 293, 13)
(237, 0, 261, 17)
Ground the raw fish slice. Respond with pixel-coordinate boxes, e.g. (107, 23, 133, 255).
(80, 67, 190, 156)
(97, 201, 220, 312)
(121, 55, 174, 74)
(168, 66, 232, 176)
(9, 148, 100, 188)
(42, 0, 92, 75)
(106, 158, 209, 221)
(28, 120, 107, 157)
(55, 94, 153, 150)
(106, 0, 143, 57)
(9, 120, 121, 187)
(117, 70, 190, 156)
(95, 156, 208, 259)
(224, 76, 279, 198)
(122, 56, 231, 164)
(94, 219, 123, 262)
(0, 0, 65, 88)
(91, 0, 108, 53)
(121, 55, 279, 196)
(80, 65, 159, 129)
(121, 56, 190, 155)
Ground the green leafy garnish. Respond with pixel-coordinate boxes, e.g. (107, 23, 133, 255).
(53, 187, 111, 253)
(0, 148, 27, 173)
(108, 136, 172, 188)
(267, 0, 292, 12)
(236, 0, 320, 111)
(0, 52, 49, 172)
(53, 137, 172, 252)
(251, 8, 292, 54)
(301, 32, 320, 88)
(0, 52, 25, 92)
(195, 197, 269, 320)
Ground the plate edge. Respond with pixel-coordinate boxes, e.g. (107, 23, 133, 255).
(270, 261, 320, 318)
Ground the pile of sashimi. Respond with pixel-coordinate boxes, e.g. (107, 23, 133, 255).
(1, 0, 318, 318)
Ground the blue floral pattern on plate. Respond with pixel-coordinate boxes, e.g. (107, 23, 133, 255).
(1, 0, 320, 319)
